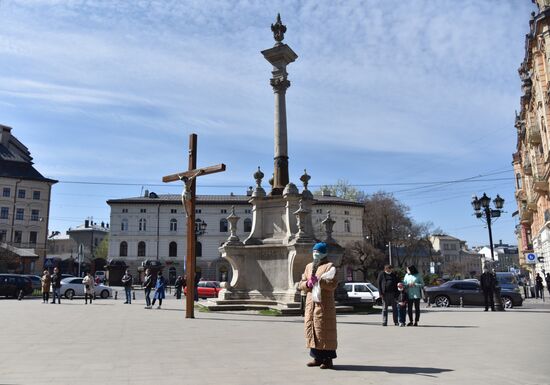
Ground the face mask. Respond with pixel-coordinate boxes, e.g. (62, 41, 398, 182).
(313, 250, 326, 261)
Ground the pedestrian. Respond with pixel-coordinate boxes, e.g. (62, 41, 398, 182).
(403, 265, 424, 326)
(121, 269, 133, 304)
(82, 272, 95, 304)
(299, 242, 338, 370)
(480, 267, 496, 311)
(41, 270, 51, 304)
(51, 267, 62, 304)
(396, 282, 407, 327)
(535, 273, 544, 299)
(142, 268, 154, 309)
(377, 264, 399, 326)
(194, 271, 201, 302)
(545, 273, 550, 296)
(174, 275, 184, 299)
(152, 271, 166, 309)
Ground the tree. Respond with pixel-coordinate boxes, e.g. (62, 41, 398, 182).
(342, 240, 386, 282)
(314, 179, 366, 202)
(95, 236, 109, 260)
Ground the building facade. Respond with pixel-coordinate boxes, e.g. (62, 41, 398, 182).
(430, 234, 482, 278)
(107, 191, 364, 283)
(0, 125, 57, 274)
(513, 1, 550, 277)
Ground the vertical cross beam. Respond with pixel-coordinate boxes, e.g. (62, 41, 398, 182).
(185, 134, 197, 318)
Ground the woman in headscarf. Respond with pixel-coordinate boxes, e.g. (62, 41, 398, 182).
(299, 242, 338, 369)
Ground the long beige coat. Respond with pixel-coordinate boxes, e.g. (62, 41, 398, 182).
(82, 275, 95, 294)
(299, 261, 338, 351)
(41, 274, 51, 293)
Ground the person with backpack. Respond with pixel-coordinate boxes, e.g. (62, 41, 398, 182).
(377, 264, 399, 326)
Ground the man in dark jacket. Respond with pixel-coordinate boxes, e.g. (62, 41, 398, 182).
(51, 267, 62, 304)
(121, 270, 133, 304)
(377, 265, 398, 326)
(480, 268, 496, 311)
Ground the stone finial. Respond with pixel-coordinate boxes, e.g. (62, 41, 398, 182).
(300, 169, 311, 190)
(283, 182, 299, 196)
(321, 211, 336, 244)
(268, 173, 274, 188)
(225, 206, 242, 245)
(252, 167, 266, 198)
(293, 199, 312, 242)
(271, 13, 286, 45)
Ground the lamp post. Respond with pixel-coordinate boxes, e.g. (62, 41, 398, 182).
(471, 193, 505, 311)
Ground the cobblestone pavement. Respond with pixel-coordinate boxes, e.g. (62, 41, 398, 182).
(0, 296, 548, 385)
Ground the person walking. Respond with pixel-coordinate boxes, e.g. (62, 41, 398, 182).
(299, 242, 338, 370)
(403, 265, 424, 326)
(480, 268, 496, 311)
(396, 282, 408, 327)
(82, 272, 95, 304)
(377, 264, 399, 326)
(535, 273, 544, 300)
(41, 270, 51, 304)
(545, 273, 550, 297)
(174, 275, 184, 299)
(194, 271, 201, 302)
(50, 267, 62, 304)
(152, 271, 166, 309)
(121, 269, 133, 304)
(142, 268, 154, 309)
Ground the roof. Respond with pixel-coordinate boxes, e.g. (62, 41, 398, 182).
(67, 223, 109, 233)
(430, 234, 462, 242)
(0, 160, 58, 183)
(107, 194, 364, 207)
(0, 243, 38, 258)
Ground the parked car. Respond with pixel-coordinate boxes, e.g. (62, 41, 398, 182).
(184, 280, 221, 299)
(0, 274, 33, 298)
(94, 271, 106, 283)
(26, 275, 42, 291)
(496, 272, 521, 292)
(59, 277, 112, 299)
(343, 282, 381, 304)
(425, 279, 523, 308)
(61, 274, 75, 280)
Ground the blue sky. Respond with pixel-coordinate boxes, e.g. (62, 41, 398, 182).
(0, 0, 535, 247)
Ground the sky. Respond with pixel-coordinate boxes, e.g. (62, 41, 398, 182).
(0, 0, 536, 247)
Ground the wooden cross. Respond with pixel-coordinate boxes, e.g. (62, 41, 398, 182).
(162, 133, 226, 318)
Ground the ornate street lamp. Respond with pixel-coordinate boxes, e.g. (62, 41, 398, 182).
(194, 218, 207, 237)
(471, 192, 505, 311)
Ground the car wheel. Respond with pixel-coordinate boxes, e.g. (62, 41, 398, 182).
(65, 289, 75, 299)
(100, 290, 109, 299)
(434, 295, 450, 307)
(501, 296, 513, 309)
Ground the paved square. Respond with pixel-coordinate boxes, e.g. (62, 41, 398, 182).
(1, 295, 548, 385)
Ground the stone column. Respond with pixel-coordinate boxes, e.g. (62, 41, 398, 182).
(261, 14, 298, 195)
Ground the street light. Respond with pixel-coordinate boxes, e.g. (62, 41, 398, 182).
(194, 218, 207, 237)
(471, 192, 505, 311)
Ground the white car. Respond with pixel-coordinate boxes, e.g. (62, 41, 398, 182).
(344, 282, 381, 304)
(59, 277, 112, 299)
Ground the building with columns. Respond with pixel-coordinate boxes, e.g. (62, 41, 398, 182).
(513, 0, 550, 277)
(107, 190, 364, 283)
(0, 125, 57, 274)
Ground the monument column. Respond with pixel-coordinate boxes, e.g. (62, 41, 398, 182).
(261, 14, 298, 195)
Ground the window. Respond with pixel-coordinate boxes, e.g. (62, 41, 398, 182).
(139, 218, 146, 231)
(316, 209, 323, 214)
(29, 231, 37, 245)
(17, 189, 26, 199)
(195, 209, 202, 214)
(169, 241, 177, 257)
(2, 188, 10, 197)
(14, 231, 22, 243)
(354, 284, 367, 292)
(138, 241, 146, 257)
(170, 209, 177, 214)
(344, 219, 351, 233)
(121, 219, 128, 231)
(16, 208, 24, 220)
(196, 241, 202, 257)
(0, 229, 6, 242)
(170, 218, 177, 232)
(516, 173, 522, 189)
(122, 208, 128, 213)
(32, 191, 41, 200)
(31, 209, 39, 221)
(344, 210, 350, 215)
(140, 208, 146, 213)
(221, 209, 227, 214)
(0, 207, 8, 219)
(245, 209, 251, 214)
(219, 218, 228, 232)
(244, 218, 252, 232)
(119, 241, 128, 257)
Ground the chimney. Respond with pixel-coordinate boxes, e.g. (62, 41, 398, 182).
(106, 223, 109, 229)
(84, 219, 89, 228)
(0, 125, 12, 146)
(101, 221, 105, 228)
(144, 189, 149, 197)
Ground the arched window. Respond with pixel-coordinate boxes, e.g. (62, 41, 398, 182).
(244, 218, 252, 232)
(138, 241, 146, 257)
(169, 241, 177, 257)
(139, 218, 146, 232)
(196, 241, 202, 257)
(119, 241, 128, 257)
(219, 218, 228, 232)
(170, 218, 177, 232)
(121, 219, 128, 231)
(516, 173, 523, 189)
(344, 220, 351, 233)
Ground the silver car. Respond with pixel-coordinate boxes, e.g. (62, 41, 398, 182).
(59, 277, 112, 299)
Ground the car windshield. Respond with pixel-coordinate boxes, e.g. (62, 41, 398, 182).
(366, 283, 378, 292)
(497, 274, 517, 285)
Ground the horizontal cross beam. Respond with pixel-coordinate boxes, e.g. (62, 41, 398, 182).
(162, 163, 226, 183)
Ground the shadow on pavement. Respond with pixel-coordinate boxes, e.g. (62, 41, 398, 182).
(335, 364, 453, 376)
